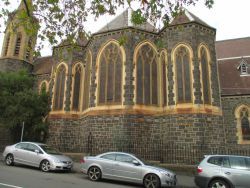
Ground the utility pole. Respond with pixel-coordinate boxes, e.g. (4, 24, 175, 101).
(21, 122, 24, 142)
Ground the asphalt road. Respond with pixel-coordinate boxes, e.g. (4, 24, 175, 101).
(0, 160, 197, 188)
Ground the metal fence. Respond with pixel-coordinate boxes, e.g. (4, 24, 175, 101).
(86, 136, 250, 165)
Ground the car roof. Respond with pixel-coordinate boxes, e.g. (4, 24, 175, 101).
(205, 154, 250, 158)
(97, 151, 135, 156)
(17, 141, 46, 146)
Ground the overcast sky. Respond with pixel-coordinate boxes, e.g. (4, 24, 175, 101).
(0, 0, 250, 56)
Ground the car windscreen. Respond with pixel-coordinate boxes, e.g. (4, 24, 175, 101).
(40, 145, 61, 155)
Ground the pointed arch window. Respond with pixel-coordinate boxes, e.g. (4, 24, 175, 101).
(72, 64, 83, 111)
(160, 51, 168, 106)
(53, 65, 66, 111)
(14, 33, 22, 56)
(39, 81, 48, 94)
(4, 33, 10, 56)
(200, 47, 211, 105)
(240, 107, 250, 141)
(175, 46, 192, 103)
(82, 51, 91, 111)
(136, 43, 158, 106)
(98, 43, 123, 105)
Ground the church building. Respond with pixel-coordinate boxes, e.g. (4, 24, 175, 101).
(1, 1, 250, 163)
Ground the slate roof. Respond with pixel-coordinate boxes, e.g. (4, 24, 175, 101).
(96, 8, 156, 33)
(216, 38, 250, 96)
(170, 9, 213, 28)
(33, 56, 54, 75)
(216, 37, 250, 59)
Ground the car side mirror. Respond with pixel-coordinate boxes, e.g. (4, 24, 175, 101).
(35, 149, 40, 154)
(132, 160, 141, 166)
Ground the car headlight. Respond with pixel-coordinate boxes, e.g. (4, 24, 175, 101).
(160, 171, 171, 177)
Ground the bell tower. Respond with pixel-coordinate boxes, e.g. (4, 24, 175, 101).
(0, 0, 38, 72)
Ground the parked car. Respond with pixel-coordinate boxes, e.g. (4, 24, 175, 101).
(80, 151, 177, 188)
(3, 142, 73, 172)
(195, 154, 250, 188)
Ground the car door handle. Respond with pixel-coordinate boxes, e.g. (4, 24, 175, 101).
(225, 172, 231, 175)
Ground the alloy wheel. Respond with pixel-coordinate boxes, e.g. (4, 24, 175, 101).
(41, 160, 50, 172)
(5, 154, 14, 166)
(88, 166, 101, 181)
(143, 174, 160, 188)
(209, 180, 229, 188)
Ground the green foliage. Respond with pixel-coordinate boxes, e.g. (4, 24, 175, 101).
(0, 70, 50, 142)
(0, 0, 214, 51)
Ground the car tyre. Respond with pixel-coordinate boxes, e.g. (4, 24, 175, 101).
(88, 166, 102, 181)
(40, 160, 51, 172)
(208, 179, 230, 188)
(5, 154, 14, 166)
(143, 173, 161, 188)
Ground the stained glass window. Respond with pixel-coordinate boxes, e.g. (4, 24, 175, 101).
(200, 48, 211, 104)
(72, 64, 82, 111)
(98, 43, 123, 105)
(175, 47, 192, 103)
(240, 108, 250, 141)
(53, 65, 66, 111)
(136, 44, 158, 106)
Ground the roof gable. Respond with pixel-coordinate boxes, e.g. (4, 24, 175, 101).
(96, 8, 156, 33)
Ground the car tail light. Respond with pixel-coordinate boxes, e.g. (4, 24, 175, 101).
(80, 158, 85, 163)
(197, 166, 203, 173)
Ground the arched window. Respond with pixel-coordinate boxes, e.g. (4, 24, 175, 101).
(53, 64, 66, 111)
(240, 107, 250, 141)
(98, 42, 123, 105)
(4, 33, 10, 56)
(82, 51, 91, 111)
(175, 46, 192, 103)
(39, 81, 48, 94)
(135, 43, 158, 106)
(160, 51, 168, 106)
(72, 64, 83, 111)
(200, 47, 211, 105)
(14, 33, 22, 56)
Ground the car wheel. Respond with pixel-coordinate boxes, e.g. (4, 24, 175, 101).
(209, 179, 230, 188)
(143, 173, 160, 188)
(5, 154, 14, 166)
(88, 166, 102, 181)
(40, 160, 51, 172)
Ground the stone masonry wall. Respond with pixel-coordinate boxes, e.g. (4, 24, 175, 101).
(221, 95, 250, 150)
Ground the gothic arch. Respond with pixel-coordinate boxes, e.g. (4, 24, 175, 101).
(198, 44, 212, 105)
(39, 80, 49, 93)
(133, 41, 159, 106)
(95, 40, 126, 106)
(171, 43, 194, 104)
(235, 104, 250, 144)
(52, 63, 68, 111)
(71, 62, 84, 111)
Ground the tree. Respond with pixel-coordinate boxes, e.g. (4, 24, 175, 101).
(0, 70, 50, 142)
(0, 0, 214, 51)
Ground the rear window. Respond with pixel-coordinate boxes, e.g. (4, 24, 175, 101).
(207, 156, 223, 166)
(229, 156, 247, 170)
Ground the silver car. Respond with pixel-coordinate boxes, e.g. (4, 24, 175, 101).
(3, 142, 73, 172)
(195, 155, 250, 188)
(80, 152, 177, 188)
